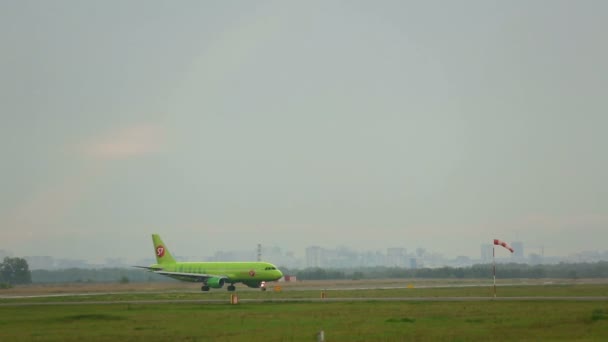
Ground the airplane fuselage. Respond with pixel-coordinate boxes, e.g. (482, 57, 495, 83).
(150, 261, 283, 285)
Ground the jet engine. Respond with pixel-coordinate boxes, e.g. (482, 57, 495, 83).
(206, 277, 226, 289)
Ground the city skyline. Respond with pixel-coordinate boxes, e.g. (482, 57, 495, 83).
(6, 239, 608, 271)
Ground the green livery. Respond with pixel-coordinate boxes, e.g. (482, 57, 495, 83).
(138, 234, 283, 291)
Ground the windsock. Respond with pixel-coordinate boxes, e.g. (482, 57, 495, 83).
(493, 239, 514, 253)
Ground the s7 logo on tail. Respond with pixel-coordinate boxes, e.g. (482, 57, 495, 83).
(156, 245, 165, 257)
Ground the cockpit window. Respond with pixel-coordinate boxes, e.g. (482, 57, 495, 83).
(264, 267, 276, 270)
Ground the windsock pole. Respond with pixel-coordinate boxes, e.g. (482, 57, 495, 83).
(493, 246, 497, 298)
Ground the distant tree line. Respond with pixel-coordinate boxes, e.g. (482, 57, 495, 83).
(1, 257, 32, 286)
(15, 261, 608, 284)
(31, 268, 176, 284)
(282, 262, 608, 280)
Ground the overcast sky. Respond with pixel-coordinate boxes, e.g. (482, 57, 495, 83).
(1, 0, 607, 263)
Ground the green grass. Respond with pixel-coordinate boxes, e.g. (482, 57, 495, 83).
(592, 308, 608, 322)
(1, 284, 607, 341)
(1, 301, 607, 341)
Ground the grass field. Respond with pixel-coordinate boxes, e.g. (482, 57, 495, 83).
(1, 281, 607, 341)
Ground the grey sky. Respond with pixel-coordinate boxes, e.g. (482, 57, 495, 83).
(1, 0, 607, 262)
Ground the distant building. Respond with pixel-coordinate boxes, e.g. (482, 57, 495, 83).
(360, 251, 385, 267)
(454, 255, 472, 267)
(386, 248, 406, 267)
(305, 246, 324, 268)
(409, 258, 418, 269)
(211, 250, 256, 261)
(529, 253, 542, 265)
(267, 249, 301, 269)
(480, 244, 493, 262)
(511, 241, 524, 259)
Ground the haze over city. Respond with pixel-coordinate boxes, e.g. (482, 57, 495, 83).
(1, 1, 607, 265)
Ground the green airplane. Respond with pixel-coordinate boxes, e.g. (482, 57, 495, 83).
(137, 234, 283, 291)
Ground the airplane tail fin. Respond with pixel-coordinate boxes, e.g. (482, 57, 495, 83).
(152, 234, 176, 264)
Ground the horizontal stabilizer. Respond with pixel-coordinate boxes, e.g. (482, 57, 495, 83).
(132, 265, 163, 271)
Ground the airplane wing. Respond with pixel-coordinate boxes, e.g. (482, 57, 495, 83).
(133, 266, 229, 283)
(151, 270, 228, 282)
(133, 266, 228, 282)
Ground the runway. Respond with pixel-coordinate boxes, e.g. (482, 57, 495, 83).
(0, 280, 580, 300)
(2, 296, 607, 307)
(2, 279, 607, 306)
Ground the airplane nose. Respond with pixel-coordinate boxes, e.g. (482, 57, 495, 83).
(276, 269, 283, 279)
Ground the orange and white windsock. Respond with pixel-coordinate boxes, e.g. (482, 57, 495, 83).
(493, 239, 514, 253)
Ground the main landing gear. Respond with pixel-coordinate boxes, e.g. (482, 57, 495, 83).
(200, 283, 266, 291)
(201, 284, 236, 291)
